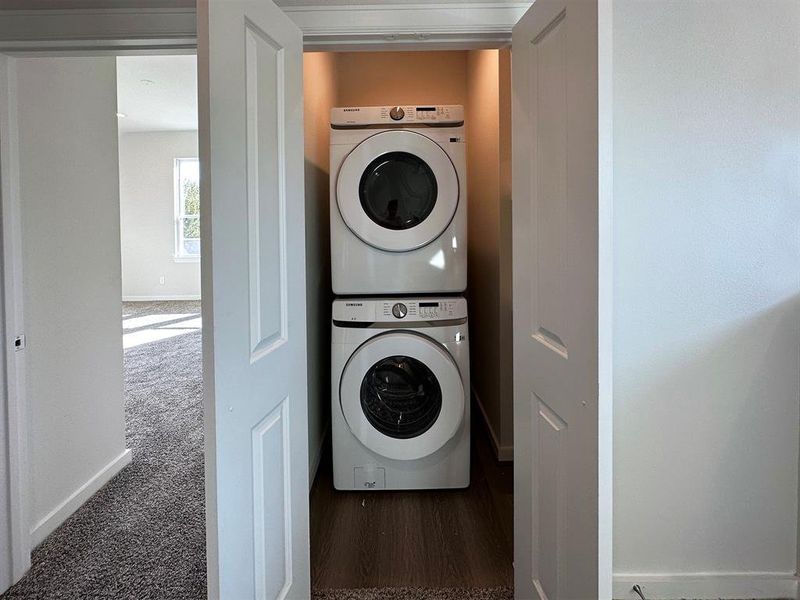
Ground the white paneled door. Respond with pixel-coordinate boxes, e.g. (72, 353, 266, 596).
(512, 0, 613, 599)
(197, 1, 309, 599)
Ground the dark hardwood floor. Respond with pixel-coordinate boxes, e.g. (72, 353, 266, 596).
(310, 417, 513, 590)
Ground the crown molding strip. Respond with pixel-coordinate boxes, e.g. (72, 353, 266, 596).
(284, 2, 531, 48)
(0, 2, 532, 53)
(0, 7, 196, 53)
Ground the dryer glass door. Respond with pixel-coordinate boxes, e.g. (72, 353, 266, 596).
(359, 152, 438, 231)
(340, 331, 465, 460)
(337, 130, 459, 252)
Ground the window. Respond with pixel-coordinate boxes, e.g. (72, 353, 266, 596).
(174, 158, 200, 260)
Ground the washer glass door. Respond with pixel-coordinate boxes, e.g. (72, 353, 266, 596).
(340, 331, 464, 460)
(360, 354, 442, 439)
(337, 130, 459, 252)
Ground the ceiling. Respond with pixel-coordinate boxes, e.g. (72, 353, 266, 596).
(116, 54, 197, 133)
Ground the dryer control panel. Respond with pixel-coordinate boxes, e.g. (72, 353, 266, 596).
(331, 105, 464, 127)
(333, 297, 467, 323)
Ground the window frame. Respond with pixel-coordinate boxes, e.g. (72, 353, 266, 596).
(173, 157, 201, 262)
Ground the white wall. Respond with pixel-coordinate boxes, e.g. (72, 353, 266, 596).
(118, 130, 200, 300)
(613, 1, 800, 596)
(16, 57, 130, 545)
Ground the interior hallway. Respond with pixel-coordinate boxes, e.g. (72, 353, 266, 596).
(1, 301, 206, 600)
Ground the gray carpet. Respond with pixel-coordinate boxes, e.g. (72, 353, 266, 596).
(312, 588, 514, 600)
(2, 301, 206, 600)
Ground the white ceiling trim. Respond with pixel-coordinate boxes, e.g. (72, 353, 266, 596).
(285, 2, 531, 49)
(0, 7, 196, 53)
(0, 2, 531, 53)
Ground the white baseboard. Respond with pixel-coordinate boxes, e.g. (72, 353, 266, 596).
(122, 295, 201, 301)
(29, 448, 132, 547)
(471, 389, 513, 462)
(613, 572, 799, 599)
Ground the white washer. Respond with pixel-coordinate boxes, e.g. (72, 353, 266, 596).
(331, 297, 470, 490)
(330, 105, 467, 295)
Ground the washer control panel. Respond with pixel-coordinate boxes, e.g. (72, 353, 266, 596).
(331, 105, 464, 126)
(333, 297, 467, 323)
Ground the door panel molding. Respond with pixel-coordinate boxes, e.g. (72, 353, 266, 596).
(245, 21, 288, 362)
(536, 396, 565, 597)
(251, 400, 292, 600)
(528, 7, 569, 360)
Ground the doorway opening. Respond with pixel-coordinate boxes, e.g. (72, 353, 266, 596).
(0, 53, 207, 599)
(302, 49, 514, 596)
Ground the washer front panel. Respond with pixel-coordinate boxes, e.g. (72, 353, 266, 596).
(340, 331, 465, 460)
(336, 130, 459, 252)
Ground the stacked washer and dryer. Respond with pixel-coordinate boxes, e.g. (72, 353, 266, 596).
(330, 105, 470, 491)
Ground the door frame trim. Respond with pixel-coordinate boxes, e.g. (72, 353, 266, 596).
(0, 53, 29, 589)
(0, 3, 618, 599)
(0, 2, 527, 582)
(0, 2, 525, 591)
(598, 1, 614, 596)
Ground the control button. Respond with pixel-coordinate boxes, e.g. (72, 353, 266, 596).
(392, 303, 408, 319)
(389, 106, 405, 121)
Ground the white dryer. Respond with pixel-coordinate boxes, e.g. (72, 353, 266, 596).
(331, 297, 470, 490)
(330, 105, 467, 295)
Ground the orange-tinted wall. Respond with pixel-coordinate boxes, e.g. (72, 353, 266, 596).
(465, 49, 513, 459)
(334, 51, 468, 107)
(304, 52, 338, 482)
(304, 49, 512, 465)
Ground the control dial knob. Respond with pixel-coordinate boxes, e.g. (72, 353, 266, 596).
(391, 303, 408, 319)
(389, 106, 405, 121)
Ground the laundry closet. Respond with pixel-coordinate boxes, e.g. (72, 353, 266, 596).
(302, 50, 514, 592)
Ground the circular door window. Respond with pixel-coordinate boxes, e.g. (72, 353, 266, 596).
(337, 130, 459, 252)
(360, 355, 442, 439)
(340, 331, 465, 461)
(359, 152, 438, 231)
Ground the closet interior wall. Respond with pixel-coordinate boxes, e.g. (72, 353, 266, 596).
(302, 49, 513, 477)
(465, 49, 513, 462)
(303, 51, 338, 484)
